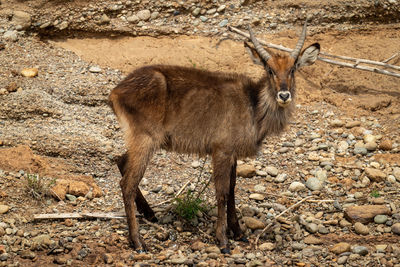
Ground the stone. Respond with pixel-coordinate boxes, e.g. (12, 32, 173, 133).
(393, 167, 400, 181)
(330, 119, 344, 127)
(345, 121, 361, 128)
(205, 246, 220, 254)
(363, 134, 377, 143)
(353, 147, 367, 155)
(365, 168, 386, 182)
(306, 177, 323, 191)
(68, 181, 90, 196)
(127, 15, 139, 23)
(57, 21, 69, 30)
(20, 250, 36, 259)
(305, 223, 318, 233)
(191, 241, 206, 251)
(54, 256, 68, 265)
(337, 256, 348, 264)
(259, 242, 275, 251)
(253, 184, 266, 192)
(265, 166, 279, 177)
(192, 8, 201, 16)
(288, 181, 306, 192)
(100, 14, 111, 24)
(12, 11, 31, 29)
(0, 205, 10, 214)
(376, 244, 387, 252)
(379, 139, 392, 151)
(31, 234, 54, 250)
(237, 164, 256, 178)
(330, 242, 351, 254)
(304, 235, 323, 245)
(392, 223, 400, 235)
(242, 216, 265, 230)
(374, 215, 388, 224)
(365, 141, 377, 151)
(344, 205, 391, 223)
(337, 140, 349, 153)
(3, 30, 18, 41)
(249, 193, 265, 201)
(275, 173, 287, 183)
(219, 19, 228, 27)
(103, 253, 113, 264)
(21, 68, 38, 77)
(6, 82, 18, 92)
(352, 246, 368, 256)
(354, 222, 369, 235)
(137, 10, 151, 21)
(241, 205, 256, 217)
(0, 227, 5, 236)
(89, 66, 102, 73)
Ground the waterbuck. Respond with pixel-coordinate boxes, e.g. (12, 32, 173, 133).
(109, 23, 320, 253)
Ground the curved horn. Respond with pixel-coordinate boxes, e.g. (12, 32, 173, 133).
(248, 26, 271, 62)
(291, 22, 307, 59)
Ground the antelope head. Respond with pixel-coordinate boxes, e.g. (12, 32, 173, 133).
(247, 23, 320, 107)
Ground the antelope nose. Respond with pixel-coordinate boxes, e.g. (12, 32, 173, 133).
(278, 91, 291, 102)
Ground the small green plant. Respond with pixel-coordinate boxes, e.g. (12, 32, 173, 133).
(187, 57, 197, 69)
(25, 173, 56, 200)
(174, 189, 206, 221)
(370, 189, 380, 198)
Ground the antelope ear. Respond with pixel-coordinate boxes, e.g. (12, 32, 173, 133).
(296, 43, 320, 68)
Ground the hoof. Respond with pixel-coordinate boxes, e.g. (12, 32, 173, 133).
(136, 249, 147, 254)
(146, 215, 158, 223)
(221, 247, 231, 254)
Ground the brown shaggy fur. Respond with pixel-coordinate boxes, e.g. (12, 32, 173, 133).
(109, 42, 320, 252)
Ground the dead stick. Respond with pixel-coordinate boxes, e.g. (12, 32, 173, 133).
(228, 26, 400, 78)
(383, 52, 399, 63)
(254, 195, 313, 249)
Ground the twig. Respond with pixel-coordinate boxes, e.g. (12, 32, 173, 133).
(383, 52, 399, 63)
(33, 212, 126, 220)
(254, 195, 313, 249)
(228, 26, 400, 79)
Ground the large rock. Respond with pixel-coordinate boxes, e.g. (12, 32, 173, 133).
(12, 11, 31, 29)
(365, 168, 386, 182)
(242, 217, 265, 230)
(51, 176, 102, 200)
(330, 242, 351, 254)
(344, 205, 391, 223)
(237, 164, 256, 178)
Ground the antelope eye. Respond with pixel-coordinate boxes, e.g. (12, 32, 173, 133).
(268, 68, 275, 76)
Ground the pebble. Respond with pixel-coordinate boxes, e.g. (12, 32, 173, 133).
(237, 164, 256, 178)
(100, 14, 111, 24)
(12, 11, 32, 29)
(89, 66, 102, 73)
(137, 10, 151, 21)
(219, 19, 228, 27)
(288, 181, 306, 192)
(304, 235, 322, 244)
(3, 30, 18, 41)
(365, 167, 386, 182)
(330, 119, 344, 127)
(391, 223, 400, 234)
(353, 147, 367, 155)
(20, 250, 36, 259)
(305, 177, 323, 191)
(353, 246, 368, 256)
(259, 242, 275, 251)
(374, 215, 388, 224)
(242, 216, 265, 230)
(330, 242, 351, 254)
(265, 166, 279, 177)
(379, 139, 392, 150)
(337, 255, 348, 264)
(249, 193, 265, 201)
(305, 223, 318, 233)
(0, 205, 10, 214)
(275, 173, 287, 183)
(21, 68, 39, 77)
(393, 167, 400, 181)
(205, 246, 220, 254)
(345, 121, 361, 128)
(127, 15, 139, 23)
(199, 16, 208, 22)
(354, 222, 369, 235)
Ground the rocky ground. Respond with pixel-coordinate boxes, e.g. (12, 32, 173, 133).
(1, 0, 400, 266)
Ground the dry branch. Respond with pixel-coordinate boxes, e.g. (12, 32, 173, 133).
(33, 212, 126, 220)
(228, 26, 400, 79)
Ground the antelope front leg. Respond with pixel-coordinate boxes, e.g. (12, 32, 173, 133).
(227, 161, 247, 242)
(212, 151, 234, 254)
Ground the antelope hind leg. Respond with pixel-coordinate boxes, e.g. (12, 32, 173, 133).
(120, 137, 154, 251)
(117, 153, 157, 222)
